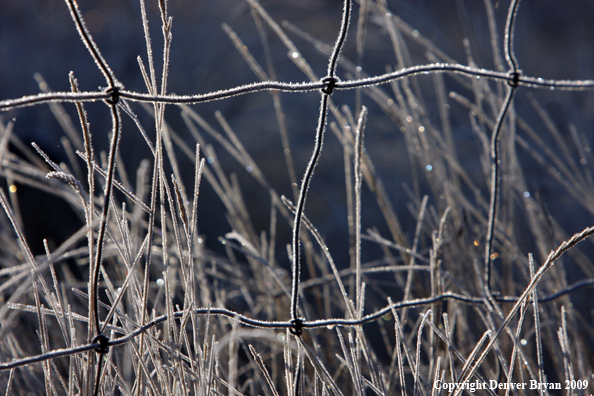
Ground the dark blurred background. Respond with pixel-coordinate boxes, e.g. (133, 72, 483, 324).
(2, 0, 594, 286)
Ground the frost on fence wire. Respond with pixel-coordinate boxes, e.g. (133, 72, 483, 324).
(1, 0, 594, 395)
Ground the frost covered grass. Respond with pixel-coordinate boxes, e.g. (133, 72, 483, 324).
(0, 0, 593, 395)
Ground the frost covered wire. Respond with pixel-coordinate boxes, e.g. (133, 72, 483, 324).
(0, 269, 593, 371)
(64, 0, 123, 341)
(3, 65, 594, 112)
(289, 0, 352, 334)
(59, 3, 123, 394)
(1, 0, 594, 390)
(483, 0, 521, 299)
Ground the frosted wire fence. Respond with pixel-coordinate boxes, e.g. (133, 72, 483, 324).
(1, 0, 594, 395)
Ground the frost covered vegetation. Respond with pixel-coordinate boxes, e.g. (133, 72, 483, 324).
(0, 0, 593, 395)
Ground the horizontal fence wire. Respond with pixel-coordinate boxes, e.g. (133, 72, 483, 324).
(1, 271, 593, 371)
(1, 1, 594, 393)
(2, 66, 594, 112)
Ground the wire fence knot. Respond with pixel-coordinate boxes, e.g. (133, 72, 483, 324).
(507, 70, 521, 88)
(104, 85, 121, 105)
(92, 334, 110, 354)
(289, 318, 303, 336)
(321, 76, 339, 95)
